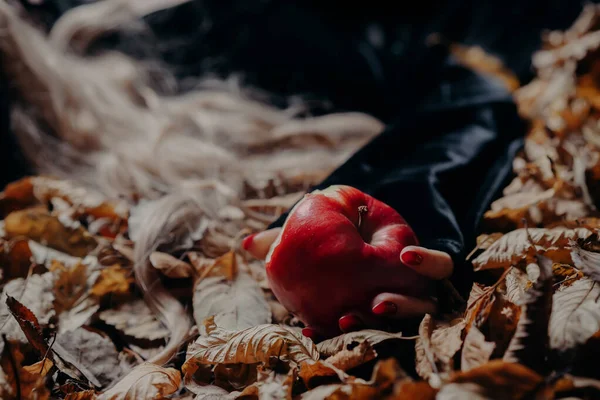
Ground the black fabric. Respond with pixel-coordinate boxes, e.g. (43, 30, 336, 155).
(267, 56, 525, 295)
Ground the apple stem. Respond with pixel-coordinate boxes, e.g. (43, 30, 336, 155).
(357, 205, 368, 229)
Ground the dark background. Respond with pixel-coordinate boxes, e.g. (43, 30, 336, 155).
(0, 0, 596, 188)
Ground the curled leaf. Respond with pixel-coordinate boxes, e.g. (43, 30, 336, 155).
(193, 268, 270, 332)
(4, 209, 97, 257)
(472, 228, 590, 270)
(149, 252, 194, 278)
(460, 326, 495, 372)
(317, 330, 407, 358)
(98, 363, 180, 400)
(415, 315, 466, 381)
(550, 277, 600, 350)
(182, 324, 318, 381)
(449, 360, 543, 400)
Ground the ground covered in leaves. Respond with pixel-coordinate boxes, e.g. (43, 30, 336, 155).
(4, 5, 600, 400)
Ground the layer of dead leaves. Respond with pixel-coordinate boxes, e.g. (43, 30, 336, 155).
(4, 5, 600, 400)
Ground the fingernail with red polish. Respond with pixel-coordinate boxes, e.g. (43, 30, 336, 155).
(339, 315, 363, 332)
(401, 250, 423, 266)
(372, 301, 397, 316)
(302, 327, 319, 341)
(242, 233, 256, 251)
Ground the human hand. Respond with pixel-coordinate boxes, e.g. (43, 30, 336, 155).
(243, 228, 453, 338)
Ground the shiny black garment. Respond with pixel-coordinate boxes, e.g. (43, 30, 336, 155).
(0, 0, 592, 295)
(268, 58, 525, 296)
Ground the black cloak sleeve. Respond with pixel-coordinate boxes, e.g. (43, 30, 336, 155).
(269, 58, 526, 296)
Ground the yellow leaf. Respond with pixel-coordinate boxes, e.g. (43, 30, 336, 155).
(90, 265, 133, 297)
(4, 209, 97, 257)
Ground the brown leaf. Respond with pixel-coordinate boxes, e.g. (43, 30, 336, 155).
(149, 252, 194, 278)
(299, 361, 350, 389)
(505, 268, 529, 305)
(551, 374, 600, 399)
(98, 299, 170, 342)
(299, 341, 376, 388)
(0, 339, 51, 400)
(213, 363, 258, 391)
(0, 177, 37, 218)
(182, 323, 318, 383)
(472, 227, 591, 271)
(0, 238, 35, 282)
(460, 326, 495, 372)
(504, 256, 552, 372)
(6, 296, 48, 355)
(98, 363, 181, 400)
(415, 315, 466, 381)
(0, 273, 55, 343)
(237, 367, 295, 400)
(571, 240, 600, 282)
(193, 262, 270, 332)
(325, 341, 376, 372)
(197, 251, 237, 281)
(4, 209, 97, 257)
(65, 390, 98, 400)
(90, 265, 133, 298)
(549, 277, 600, 350)
(22, 359, 53, 377)
(317, 330, 408, 358)
(465, 284, 494, 330)
(390, 381, 438, 400)
(56, 328, 124, 388)
(485, 293, 521, 357)
(552, 263, 583, 286)
(449, 360, 543, 400)
(50, 261, 90, 314)
(300, 382, 378, 400)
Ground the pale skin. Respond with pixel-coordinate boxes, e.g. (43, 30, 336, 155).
(246, 228, 454, 337)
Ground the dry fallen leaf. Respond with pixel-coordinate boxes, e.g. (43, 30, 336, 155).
(98, 299, 170, 342)
(0, 272, 55, 342)
(149, 252, 195, 278)
(51, 261, 90, 314)
(57, 328, 124, 387)
(90, 265, 133, 298)
(4, 209, 97, 257)
(98, 363, 181, 400)
(449, 360, 543, 400)
(415, 314, 466, 381)
(317, 330, 408, 358)
(550, 277, 600, 350)
(571, 240, 600, 281)
(193, 267, 271, 332)
(182, 322, 318, 383)
(6, 295, 48, 355)
(299, 382, 378, 400)
(504, 255, 553, 373)
(65, 390, 98, 400)
(460, 326, 495, 372)
(299, 341, 376, 388)
(472, 228, 590, 270)
(0, 238, 36, 281)
(0, 340, 51, 400)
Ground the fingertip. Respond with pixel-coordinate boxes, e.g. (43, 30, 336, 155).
(242, 228, 282, 260)
(338, 314, 364, 333)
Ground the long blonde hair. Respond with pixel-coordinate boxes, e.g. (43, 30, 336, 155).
(0, 0, 383, 364)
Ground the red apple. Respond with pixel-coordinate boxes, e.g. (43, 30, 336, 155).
(265, 185, 431, 337)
